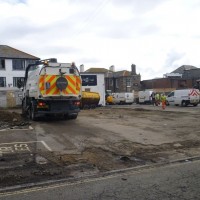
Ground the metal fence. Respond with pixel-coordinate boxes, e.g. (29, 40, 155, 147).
(0, 89, 22, 108)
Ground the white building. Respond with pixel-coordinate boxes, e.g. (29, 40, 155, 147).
(0, 45, 39, 88)
(80, 73, 106, 106)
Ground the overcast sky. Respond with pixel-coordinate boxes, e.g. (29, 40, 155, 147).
(1, 0, 200, 80)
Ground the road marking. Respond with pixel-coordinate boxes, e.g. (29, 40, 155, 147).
(0, 126, 34, 132)
(0, 141, 52, 155)
(40, 141, 52, 151)
(1, 159, 200, 197)
(0, 169, 146, 197)
(0, 144, 30, 154)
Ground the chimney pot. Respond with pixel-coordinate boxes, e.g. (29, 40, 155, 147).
(80, 64, 84, 72)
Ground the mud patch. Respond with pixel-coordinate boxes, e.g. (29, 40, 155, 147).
(0, 163, 71, 188)
(1, 140, 200, 188)
(110, 140, 200, 155)
(1, 106, 200, 189)
(55, 139, 200, 171)
(134, 108, 151, 112)
(0, 110, 22, 122)
(60, 147, 150, 172)
(0, 110, 30, 130)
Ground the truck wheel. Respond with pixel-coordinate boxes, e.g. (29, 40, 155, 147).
(193, 103, 198, 107)
(70, 115, 78, 120)
(91, 104, 96, 109)
(30, 104, 37, 121)
(181, 101, 187, 107)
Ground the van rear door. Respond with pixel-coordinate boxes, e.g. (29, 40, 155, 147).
(189, 89, 200, 105)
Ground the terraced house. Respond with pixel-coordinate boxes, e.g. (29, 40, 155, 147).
(0, 45, 39, 88)
(85, 64, 141, 93)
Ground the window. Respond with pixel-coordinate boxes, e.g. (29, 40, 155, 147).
(127, 87, 131, 92)
(13, 77, 24, 87)
(168, 92, 174, 97)
(126, 78, 131, 87)
(0, 77, 6, 87)
(109, 78, 113, 86)
(81, 75, 97, 86)
(12, 59, 25, 70)
(0, 59, 5, 70)
(116, 79, 119, 88)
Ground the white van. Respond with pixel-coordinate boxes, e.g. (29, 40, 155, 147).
(112, 92, 134, 104)
(167, 89, 200, 107)
(138, 90, 153, 104)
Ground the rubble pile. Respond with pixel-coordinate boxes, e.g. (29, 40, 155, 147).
(0, 110, 30, 129)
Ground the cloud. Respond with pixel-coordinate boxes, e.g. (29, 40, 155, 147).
(0, 17, 39, 41)
(1, 0, 200, 80)
(0, 0, 27, 4)
(165, 50, 186, 68)
(111, 0, 170, 14)
(78, 57, 101, 66)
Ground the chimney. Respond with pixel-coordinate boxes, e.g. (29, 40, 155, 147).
(80, 64, 84, 72)
(131, 64, 136, 75)
(109, 65, 115, 72)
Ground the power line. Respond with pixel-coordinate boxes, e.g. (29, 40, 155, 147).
(71, 0, 110, 38)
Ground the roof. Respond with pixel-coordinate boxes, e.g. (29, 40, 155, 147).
(107, 70, 132, 78)
(171, 65, 197, 74)
(85, 68, 138, 77)
(0, 45, 40, 59)
(85, 68, 109, 73)
(113, 70, 131, 77)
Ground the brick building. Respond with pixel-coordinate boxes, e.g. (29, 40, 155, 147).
(85, 64, 141, 93)
(140, 65, 200, 93)
(140, 77, 193, 93)
(182, 68, 200, 88)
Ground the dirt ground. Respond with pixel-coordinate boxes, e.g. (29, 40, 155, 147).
(0, 105, 200, 188)
(0, 110, 30, 130)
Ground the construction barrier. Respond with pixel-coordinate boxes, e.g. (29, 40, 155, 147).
(0, 88, 22, 108)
